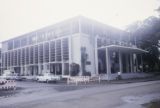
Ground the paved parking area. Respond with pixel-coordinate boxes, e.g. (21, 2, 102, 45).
(0, 80, 160, 108)
(0, 77, 160, 99)
(0, 80, 98, 98)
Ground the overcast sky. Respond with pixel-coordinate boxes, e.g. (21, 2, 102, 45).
(0, 0, 159, 43)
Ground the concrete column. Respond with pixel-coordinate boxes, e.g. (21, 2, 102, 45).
(9, 52, 11, 68)
(61, 38, 64, 76)
(7, 52, 8, 69)
(25, 47, 26, 66)
(2, 53, 5, 70)
(43, 43, 45, 65)
(38, 64, 41, 75)
(4, 53, 6, 69)
(20, 66, 23, 75)
(136, 54, 138, 72)
(25, 66, 28, 75)
(62, 63, 64, 75)
(38, 44, 40, 74)
(141, 54, 143, 72)
(119, 51, 123, 73)
(33, 66, 36, 75)
(49, 41, 51, 62)
(130, 53, 133, 73)
(133, 53, 138, 72)
(23, 67, 25, 75)
(17, 50, 19, 67)
(43, 64, 47, 73)
(53, 64, 56, 75)
(68, 35, 72, 76)
(106, 48, 111, 80)
(29, 47, 30, 65)
(28, 66, 31, 75)
(33, 46, 35, 64)
(125, 54, 129, 72)
(55, 64, 57, 75)
(69, 23, 73, 76)
(20, 49, 22, 75)
(133, 54, 137, 72)
(95, 36, 98, 75)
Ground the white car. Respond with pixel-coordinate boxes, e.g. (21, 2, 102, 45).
(36, 73, 61, 83)
(0, 70, 22, 80)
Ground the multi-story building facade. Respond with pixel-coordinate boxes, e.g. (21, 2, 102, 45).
(1, 16, 147, 79)
(0, 48, 2, 75)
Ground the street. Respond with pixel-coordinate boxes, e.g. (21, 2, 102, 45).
(0, 80, 160, 108)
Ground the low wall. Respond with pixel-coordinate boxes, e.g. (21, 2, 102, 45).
(100, 73, 152, 80)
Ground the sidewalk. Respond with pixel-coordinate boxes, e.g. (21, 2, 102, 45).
(63, 75, 160, 86)
(107, 75, 160, 84)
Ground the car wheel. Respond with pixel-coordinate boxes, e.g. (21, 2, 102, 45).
(37, 78, 39, 81)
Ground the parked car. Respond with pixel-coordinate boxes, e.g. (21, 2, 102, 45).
(1, 70, 23, 81)
(36, 73, 61, 83)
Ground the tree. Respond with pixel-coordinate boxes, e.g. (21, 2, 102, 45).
(155, 6, 160, 17)
(70, 63, 80, 76)
(126, 16, 160, 72)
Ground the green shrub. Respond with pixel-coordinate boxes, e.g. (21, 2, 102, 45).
(70, 63, 80, 76)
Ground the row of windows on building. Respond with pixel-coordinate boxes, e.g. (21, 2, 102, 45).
(2, 38, 69, 68)
(7, 21, 79, 50)
(0, 50, 1, 71)
(6, 19, 127, 51)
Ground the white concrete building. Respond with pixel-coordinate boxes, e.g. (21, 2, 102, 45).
(1, 16, 147, 80)
(0, 48, 2, 75)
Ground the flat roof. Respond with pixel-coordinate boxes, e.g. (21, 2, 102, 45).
(98, 45, 148, 54)
(2, 16, 127, 43)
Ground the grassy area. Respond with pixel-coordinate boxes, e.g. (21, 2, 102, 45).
(143, 100, 160, 108)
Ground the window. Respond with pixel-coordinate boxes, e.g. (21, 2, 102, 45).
(13, 50, 17, 66)
(62, 38, 69, 61)
(34, 45, 38, 64)
(46, 29, 56, 40)
(5, 53, 7, 67)
(44, 43, 49, 62)
(17, 49, 21, 66)
(25, 47, 29, 65)
(21, 37, 28, 47)
(29, 34, 37, 45)
(38, 44, 43, 63)
(50, 41, 55, 62)
(21, 48, 25, 65)
(57, 24, 71, 37)
(56, 40, 61, 61)
(2, 53, 4, 67)
(8, 41, 13, 50)
(7, 52, 10, 67)
(14, 39, 20, 48)
(11, 51, 14, 66)
(30, 47, 34, 64)
(37, 32, 46, 42)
